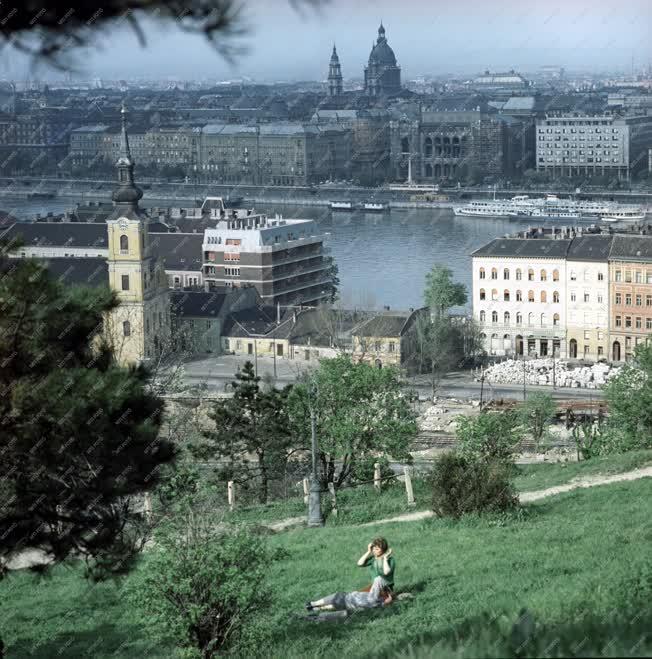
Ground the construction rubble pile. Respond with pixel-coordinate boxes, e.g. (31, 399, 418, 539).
(478, 358, 622, 389)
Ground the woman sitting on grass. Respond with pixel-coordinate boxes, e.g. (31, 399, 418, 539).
(305, 538, 395, 614)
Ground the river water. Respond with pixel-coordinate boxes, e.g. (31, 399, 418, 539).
(3, 195, 542, 310)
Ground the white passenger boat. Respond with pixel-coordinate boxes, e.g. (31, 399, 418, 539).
(600, 210, 646, 223)
(330, 201, 353, 211)
(362, 202, 388, 212)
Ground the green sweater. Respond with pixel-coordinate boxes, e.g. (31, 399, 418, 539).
(363, 555, 395, 588)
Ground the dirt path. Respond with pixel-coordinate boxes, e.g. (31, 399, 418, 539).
(360, 465, 652, 527)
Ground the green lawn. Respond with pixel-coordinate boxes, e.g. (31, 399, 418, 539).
(2, 474, 652, 658)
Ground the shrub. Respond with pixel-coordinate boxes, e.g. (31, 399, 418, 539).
(348, 455, 396, 486)
(127, 513, 280, 658)
(456, 410, 523, 464)
(430, 453, 517, 518)
(519, 393, 556, 452)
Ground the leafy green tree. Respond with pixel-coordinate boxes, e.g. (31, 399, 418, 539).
(456, 410, 523, 464)
(288, 355, 417, 489)
(196, 362, 294, 504)
(519, 393, 556, 452)
(0, 256, 177, 579)
(603, 343, 652, 452)
(423, 265, 468, 318)
(128, 511, 280, 658)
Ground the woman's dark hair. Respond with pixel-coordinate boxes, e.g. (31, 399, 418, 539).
(371, 537, 388, 553)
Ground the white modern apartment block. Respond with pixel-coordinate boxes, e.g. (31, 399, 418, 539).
(535, 113, 652, 180)
(471, 238, 571, 358)
(565, 236, 612, 361)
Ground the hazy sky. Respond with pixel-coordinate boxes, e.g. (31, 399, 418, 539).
(8, 0, 652, 81)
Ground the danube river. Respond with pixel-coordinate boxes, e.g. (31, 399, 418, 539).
(4, 195, 541, 310)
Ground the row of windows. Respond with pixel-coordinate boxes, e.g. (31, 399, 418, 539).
(224, 267, 241, 276)
(480, 289, 561, 303)
(479, 310, 561, 327)
(615, 293, 652, 306)
(615, 316, 652, 330)
(479, 268, 561, 281)
(480, 268, 612, 282)
(540, 157, 621, 164)
(614, 270, 652, 283)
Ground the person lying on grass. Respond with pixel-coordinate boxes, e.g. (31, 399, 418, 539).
(357, 537, 395, 593)
(305, 575, 393, 614)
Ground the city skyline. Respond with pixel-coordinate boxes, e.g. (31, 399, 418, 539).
(4, 0, 651, 83)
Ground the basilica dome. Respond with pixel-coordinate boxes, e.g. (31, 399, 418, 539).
(368, 23, 397, 66)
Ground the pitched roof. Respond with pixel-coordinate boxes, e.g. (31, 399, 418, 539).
(471, 238, 571, 259)
(609, 235, 652, 262)
(352, 309, 425, 338)
(171, 290, 228, 317)
(566, 235, 614, 261)
(222, 305, 295, 339)
(0, 222, 108, 249)
(148, 232, 203, 271)
(39, 257, 109, 287)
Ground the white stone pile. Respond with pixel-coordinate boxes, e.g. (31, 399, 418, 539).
(478, 358, 621, 389)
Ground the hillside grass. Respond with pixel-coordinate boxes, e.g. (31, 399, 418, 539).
(227, 449, 652, 527)
(2, 473, 652, 658)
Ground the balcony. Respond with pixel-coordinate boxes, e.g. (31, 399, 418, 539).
(271, 274, 334, 297)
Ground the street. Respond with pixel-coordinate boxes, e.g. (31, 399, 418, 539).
(180, 354, 605, 401)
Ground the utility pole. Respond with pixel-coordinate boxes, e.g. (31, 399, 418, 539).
(479, 366, 485, 410)
(307, 381, 323, 527)
(254, 339, 258, 378)
(523, 349, 527, 401)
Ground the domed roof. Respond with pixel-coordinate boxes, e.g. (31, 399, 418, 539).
(368, 23, 397, 67)
(112, 184, 143, 204)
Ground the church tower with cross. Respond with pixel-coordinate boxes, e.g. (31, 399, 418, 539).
(105, 102, 171, 365)
(327, 44, 343, 96)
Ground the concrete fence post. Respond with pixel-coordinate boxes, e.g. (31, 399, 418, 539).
(404, 466, 415, 507)
(303, 477, 310, 505)
(327, 482, 337, 517)
(227, 481, 235, 510)
(374, 463, 381, 492)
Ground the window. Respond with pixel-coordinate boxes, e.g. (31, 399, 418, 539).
(123, 320, 131, 337)
(636, 294, 642, 306)
(625, 271, 632, 283)
(553, 313, 560, 326)
(492, 311, 498, 323)
(491, 268, 497, 280)
(225, 238, 242, 246)
(479, 289, 485, 300)
(388, 342, 395, 353)
(516, 312, 522, 325)
(553, 291, 560, 303)
(584, 330, 591, 340)
(503, 268, 509, 280)
(625, 316, 632, 328)
(504, 290, 510, 302)
(528, 312, 534, 326)
(479, 267, 485, 279)
(552, 269, 559, 281)
(374, 341, 381, 351)
(615, 270, 622, 282)
(598, 346, 604, 356)
(121, 275, 129, 291)
(119, 234, 129, 253)
(625, 294, 632, 306)
(491, 289, 498, 301)
(516, 290, 522, 301)
(635, 271, 642, 283)
(598, 293, 603, 304)
(570, 292, 576, 302)
(479, 310, 486, 322)
(528, 290, 534, 302)
(504, 311, 510, 324)
(647, 295, 652, 307)
(616, 292, 622, 305)
(515, 269, 522, 280)
(584, 292, 590, 303)
(615, 315, 622, 328)
(647, 319, 652, 330)
(528, 269, 534, 281)
(540, 269, 547, 281)
(647, 272, 652, 284)
(541, 291, 547, 303)
(541, 313, 547, 327)
(636, 317, 642, 329)
(570, 270, 576, 281)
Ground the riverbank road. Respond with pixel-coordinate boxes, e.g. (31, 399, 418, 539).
(179, 354, 604, 401)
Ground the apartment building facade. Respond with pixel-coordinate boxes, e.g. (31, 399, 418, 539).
(202, 211, 335, 307)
